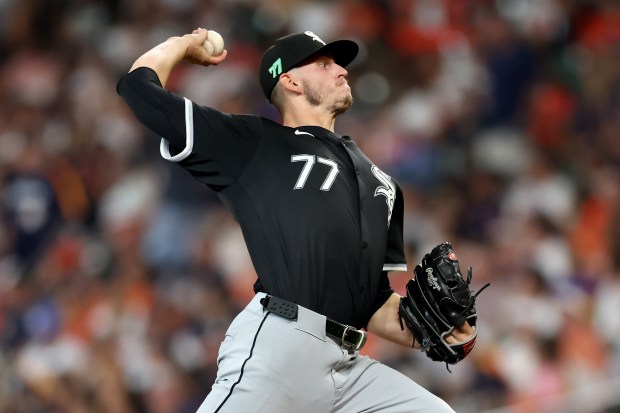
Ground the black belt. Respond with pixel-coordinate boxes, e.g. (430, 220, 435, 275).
(260, 295, 367, 351)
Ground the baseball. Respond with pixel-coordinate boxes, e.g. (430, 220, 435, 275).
(203, 30, 225, 57)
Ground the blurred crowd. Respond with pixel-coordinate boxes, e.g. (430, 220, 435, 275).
(1, 0, 620, 412)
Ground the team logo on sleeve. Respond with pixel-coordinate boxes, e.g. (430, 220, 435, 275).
(371, 165, 395, 227)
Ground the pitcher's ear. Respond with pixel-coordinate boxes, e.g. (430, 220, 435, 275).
(279, 72, 302, 95)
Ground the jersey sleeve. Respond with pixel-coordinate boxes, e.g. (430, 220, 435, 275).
(382, 182, 407, 272)
(366, 271, 394, 328)
(117, 67, 261, 190)
(366, 182, 407, 326)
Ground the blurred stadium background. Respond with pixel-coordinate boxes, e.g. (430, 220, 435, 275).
(1, 0, 620, 412)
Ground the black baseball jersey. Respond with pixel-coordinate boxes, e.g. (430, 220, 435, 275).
(117, 67, 407, 328)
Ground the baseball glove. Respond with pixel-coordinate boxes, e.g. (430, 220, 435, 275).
(399, 242, 489, 368)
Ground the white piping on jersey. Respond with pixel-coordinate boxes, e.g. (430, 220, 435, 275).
(160, 97, 194, 162)
(294, 130, 314, 137)
(382, 263, 407, 272)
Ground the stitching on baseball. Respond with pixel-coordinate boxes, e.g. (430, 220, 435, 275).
(204, 33, 222, 55)
(206, 39, 217, 52)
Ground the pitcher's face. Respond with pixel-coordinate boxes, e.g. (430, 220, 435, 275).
(296, 55, 352, 115)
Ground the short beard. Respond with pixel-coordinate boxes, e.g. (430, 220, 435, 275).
(302, 80, 352, 115)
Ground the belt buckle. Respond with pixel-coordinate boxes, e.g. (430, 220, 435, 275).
(341, 326, 366, 351)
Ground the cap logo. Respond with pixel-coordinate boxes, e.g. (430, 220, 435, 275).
(268, 57, 283, 79)
(304, 31, 326, 45)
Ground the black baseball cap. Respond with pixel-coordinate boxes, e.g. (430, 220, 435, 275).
(259, 31, 359, 101)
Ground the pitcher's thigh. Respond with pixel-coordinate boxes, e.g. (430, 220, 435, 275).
(335, 357, 455, 413)
(197, 313, 336, 413)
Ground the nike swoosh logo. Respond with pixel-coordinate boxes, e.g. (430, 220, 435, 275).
(294, 130, 314, 137)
